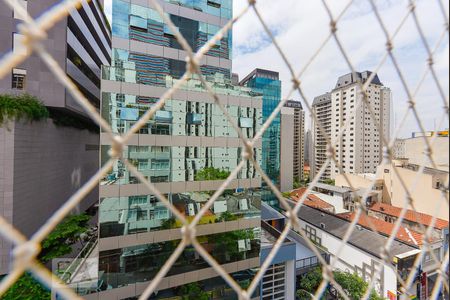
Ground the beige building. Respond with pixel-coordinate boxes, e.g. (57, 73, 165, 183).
(280, 100, 305, 191)
(330, 71, 391, 179)
(312, 93, 332, 181)
(393, 136, 449, 171)
(335, 160, 449, 221)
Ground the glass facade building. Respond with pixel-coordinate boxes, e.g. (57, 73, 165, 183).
(99, 0, 262, 298)
(240, 69, 282, 207)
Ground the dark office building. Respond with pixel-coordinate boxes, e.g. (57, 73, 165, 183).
(0, 0, 110, 274)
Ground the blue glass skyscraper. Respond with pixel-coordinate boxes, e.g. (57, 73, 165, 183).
(240, 69, 281, 208)
(240, 69, 282, 184)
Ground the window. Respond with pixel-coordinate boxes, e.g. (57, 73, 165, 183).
(163, 24, 179, 37)
(239, 117, 253, 128)
(13, 0, 27, 20)
(305, 224, 321, 245)
(129, 196, 147, 206)
(130, 15, 147, 31)
(154, 111, 173, 123)
(138, 159, 149, 170)
(12, 68, 26, 89)
(137, 210, 148, 221)
(151, 159, 170, 170)
(207, 0, 221, 8)
(13, 33, 27, 56)
(186, 113, 203, 125)
(155, 208, 168, 220)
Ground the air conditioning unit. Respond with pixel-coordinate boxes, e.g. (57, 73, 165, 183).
(213, 200, 227, 213)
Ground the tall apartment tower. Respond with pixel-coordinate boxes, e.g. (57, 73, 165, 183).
(280, 100, 305, 191)
(330, 71, 391, 178)
(304, 130, 312, 168)
(311, 93, 332, 181)
(97, 0, 262, 298)
(0, 0, 110, 274)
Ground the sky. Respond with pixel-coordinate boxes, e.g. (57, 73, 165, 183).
(104, 0, 449, 138)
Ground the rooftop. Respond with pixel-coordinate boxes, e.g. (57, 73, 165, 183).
(338, 212, 424, 247)
(239, 68, 280, 86)
(369, 203, 449, 230)
(333, 71, 383, 90)
(261, 219, 294, 248)
(312, 92, 331, 106)
(293, 205, 416, 258)
(284, 100, 304, 110)
(313, 183, 352, 194)
(261, 202, 285, 221)
(290, 188, 335, 211)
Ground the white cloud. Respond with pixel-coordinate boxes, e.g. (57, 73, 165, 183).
(232, 0, 449, 138)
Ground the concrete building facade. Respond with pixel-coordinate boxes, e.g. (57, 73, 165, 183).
(330, 71, 391, 178)
(311, 93, 332, 181)
(304, 129, 312, 175)
(335, 160, 449, 221)
(280, 100, 305, 191)
(261, 203, 296, 300)
(393, 136, 449, 171)
(312, 72, 391, 180)
(289, 205, 421, 299)
(0, 0, 110, 274)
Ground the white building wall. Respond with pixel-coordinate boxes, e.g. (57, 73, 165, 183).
(293, 219, 397, 298)
(331, 84, 390, 179)
(312, 95, 332, 180)
(280, 107, 295, 192)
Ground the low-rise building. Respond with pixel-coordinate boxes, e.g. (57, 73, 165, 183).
(335, 160, 449, 221)
(289, 205, 425, 299)
(393, 136, 449, 171)
(367, 202, 449, 263)
(261, 203, 297, 300)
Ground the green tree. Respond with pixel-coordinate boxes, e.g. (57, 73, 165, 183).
(39, 213, 90, 262)
(217, 211, 238, 222)
(3, 213, 91, 300)
(195, 167, 231, 181)
(0, 94, 49, 125)
(333, 270, 385, 300)
(298, 267, 323, 296)
(180, 282, 209, 300)
(212, 229, 254, 261)
(297, 268, 385, 300)
(296, 289, 315, 300)
(282, 191, 291, 198)
(323, 179, 335, 186)
(1, 273, 50, 300)
(161, 217, 177, 229)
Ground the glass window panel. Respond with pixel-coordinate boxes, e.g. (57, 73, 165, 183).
(130, 15, 147, 30)
(155, 111, 173, 123)
(130, 4, 148, 18)
(120, 108, 139, 121)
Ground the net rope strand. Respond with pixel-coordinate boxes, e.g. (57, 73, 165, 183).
(0, 0, 448, 299)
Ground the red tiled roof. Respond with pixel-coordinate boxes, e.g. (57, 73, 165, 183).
(290, 188, 334, 211)
(370, 203, 449, 230)
(338, 212, 424, 246)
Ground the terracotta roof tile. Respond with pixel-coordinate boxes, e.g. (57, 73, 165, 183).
(370, 203, 448, 230)
(290, 188, 334, 211)
(338, 212, 424, 246)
